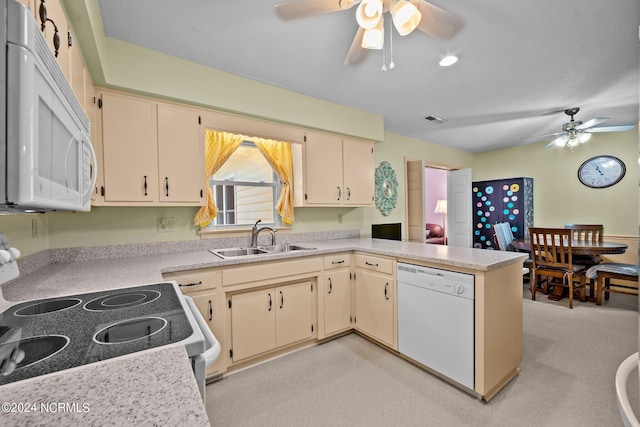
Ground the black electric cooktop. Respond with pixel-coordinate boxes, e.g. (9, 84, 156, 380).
(0, 282, 195, 385)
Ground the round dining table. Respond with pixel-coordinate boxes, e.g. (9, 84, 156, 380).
(511, 238, 628, 255)
(513, 237, 628, 303)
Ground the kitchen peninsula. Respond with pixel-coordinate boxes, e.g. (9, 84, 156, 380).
(0, 235, 527, 424)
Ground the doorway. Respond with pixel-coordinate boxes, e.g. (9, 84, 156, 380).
(424, 167, 448, 243)
(405, 159, 472, 247)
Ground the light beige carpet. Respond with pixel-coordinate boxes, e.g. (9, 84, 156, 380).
(206, 292, 638, 427)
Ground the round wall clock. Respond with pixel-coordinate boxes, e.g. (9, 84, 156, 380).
(375, 161, 398, 216)
(577, 155, 626, 189)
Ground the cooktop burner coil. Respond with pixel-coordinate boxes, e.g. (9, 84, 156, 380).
(84, 290, 161, 311)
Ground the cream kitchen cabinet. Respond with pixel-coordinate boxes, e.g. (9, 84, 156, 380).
(98, 91, 157, 203)
(38, 0, 70, 80)
(353, 253, 396, 349)
(157, 103, 206, 204)
(163, 269, 226, 378)
(96, 90, 206, 205)
(229, 281, 314, 363)
(20, 0, 94, 121)
(294, 131, 374, 207)
(321, 253, 352, 338)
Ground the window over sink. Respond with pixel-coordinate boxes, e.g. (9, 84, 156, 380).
(207, 142, 281, 229)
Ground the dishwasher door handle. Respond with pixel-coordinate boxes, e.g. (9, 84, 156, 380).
(417, 270, 445, 278)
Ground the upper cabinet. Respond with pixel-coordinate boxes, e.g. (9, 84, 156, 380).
(18, 0, 94, 134)
(94, 89, 206, 206)
(157, 103, 206, 204)
(294, 132, 375, 207)
(39, 0, 70, 80)
(98, 91, 158, 203)
(342, 137, 376, 205)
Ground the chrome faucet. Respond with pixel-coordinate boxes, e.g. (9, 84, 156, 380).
(250, 220, 276, 247)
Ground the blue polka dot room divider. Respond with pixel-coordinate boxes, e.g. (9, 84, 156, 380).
(471, 177, 534, 250)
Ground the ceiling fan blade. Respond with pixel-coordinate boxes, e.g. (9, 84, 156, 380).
(274, 0, 360, 20)
(587, 124, 636, 133)
(410, 0, 464, 41)
(520, 132, 564, 142)
(344, 26, 368, 65)
(576, 117, 610, 130)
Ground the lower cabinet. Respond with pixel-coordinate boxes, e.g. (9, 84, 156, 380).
(320, 253, 352, 338)
(229, 281, 314, 363)
(323, 270, 352, 337)
(353, 253, 396, 349)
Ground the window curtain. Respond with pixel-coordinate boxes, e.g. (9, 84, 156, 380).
(254, 138, 295, 225)
(193, 130, 244, 227)
(194, 130, 295, 227)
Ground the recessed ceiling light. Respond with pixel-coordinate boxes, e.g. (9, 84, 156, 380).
(439, 55, 458, 67)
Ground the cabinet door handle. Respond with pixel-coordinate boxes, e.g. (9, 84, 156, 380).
(39, 1, 60, 57)
(208, 300, 213, 321)
(143, 176, 148, 196)
(337, 187, 341, 201)
(365, 261, 379, 267)
(165, 177, 169, 197)
(268, 293, 272, 311)
(280, 290, 284, 309)
(384, 283, 389, 300)
(328, 278, 333, 294)
(178, 281, 202, 287)
(347, 187, 351, 200)
(331, 260, 345, 265)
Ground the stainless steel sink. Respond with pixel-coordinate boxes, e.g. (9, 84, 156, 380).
(259, 244, 316, 253)
(210, 244, 315, 259)
(210, 247, 270, 259)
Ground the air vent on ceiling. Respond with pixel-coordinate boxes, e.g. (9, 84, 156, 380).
(424, 115, 446, 124)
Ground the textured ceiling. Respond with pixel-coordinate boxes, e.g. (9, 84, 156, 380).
(97, 0, 639, 153)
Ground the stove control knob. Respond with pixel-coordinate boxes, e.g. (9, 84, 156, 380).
(0, 250, 10, 264)
(8, 247, 20, 261)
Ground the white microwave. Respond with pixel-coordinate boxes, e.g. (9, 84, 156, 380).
(0, 0, 96, 213)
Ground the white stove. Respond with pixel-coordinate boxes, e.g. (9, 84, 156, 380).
(0, 234, 219, 400)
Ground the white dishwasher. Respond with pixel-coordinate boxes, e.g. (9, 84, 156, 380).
(397, 262, 475, 390)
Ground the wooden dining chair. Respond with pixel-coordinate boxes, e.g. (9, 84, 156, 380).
(565, 224, 604, 296)
(529, 227, 587, 309)
(564, 224, 604, 243)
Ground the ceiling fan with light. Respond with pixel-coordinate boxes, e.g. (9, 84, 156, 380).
(273, 0, 464, 67)
(524, 107, 635, 148)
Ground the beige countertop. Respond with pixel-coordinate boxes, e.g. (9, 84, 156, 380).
(2, 238, 526, 303)
(0, 236, 526, 425)
(0, 346, 210, 427)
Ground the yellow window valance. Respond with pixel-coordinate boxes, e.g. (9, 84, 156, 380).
(194, 129, 295, 228)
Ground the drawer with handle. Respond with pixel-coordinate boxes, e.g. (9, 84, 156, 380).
(354, 253, 394, 275)
(162, 269, 222, 293)
(323, 253, 351, 270)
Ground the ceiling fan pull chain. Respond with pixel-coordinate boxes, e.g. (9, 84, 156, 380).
(381, 22, 387, 71)
(389, 20, 395, 69)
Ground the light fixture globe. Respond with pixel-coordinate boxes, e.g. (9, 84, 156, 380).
(390, 0, 422, 36)
(579, 133, 592, 144)
(566, 134, 581, 148)
(362, 15, 384, 49)
(356, 0, 383, 30)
